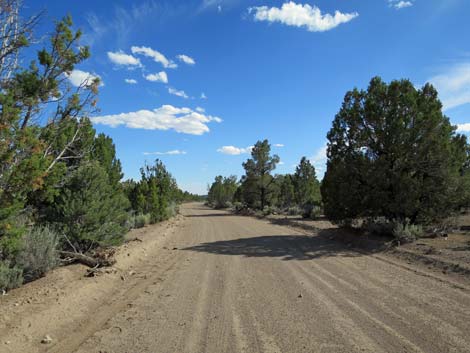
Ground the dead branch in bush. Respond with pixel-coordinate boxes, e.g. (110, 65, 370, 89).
(58, 249, 116, 268)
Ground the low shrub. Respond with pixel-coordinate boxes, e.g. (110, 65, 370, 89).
(364, 217, 394, 236)
(134, 214, 151, 228)
(231, 202, 245, 213)
(0, 262, 23, 291)
(262, 206, 278, 216)
(16, 226, 58, 283)
(393, 221, 423, 244)
(165, 201, 180, 219)
(287, 206, 302, 216)
(302, 204, 321, 219)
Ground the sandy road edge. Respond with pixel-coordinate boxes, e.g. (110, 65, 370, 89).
(0, 214, 187, 352)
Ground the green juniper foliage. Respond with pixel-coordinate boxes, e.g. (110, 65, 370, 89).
(239, 140, 280, 210)
(321, 77, 470, 226)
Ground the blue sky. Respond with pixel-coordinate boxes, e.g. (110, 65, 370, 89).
(27, 0, 470, 194)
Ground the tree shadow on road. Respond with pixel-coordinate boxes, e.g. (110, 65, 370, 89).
(185, 213, 236, 218)
(183, 229, 386, 261)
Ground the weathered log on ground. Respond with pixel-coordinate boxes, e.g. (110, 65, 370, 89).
(59, 251, 115, 268)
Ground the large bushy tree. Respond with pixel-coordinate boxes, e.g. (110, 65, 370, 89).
(321, 77, 469, 225)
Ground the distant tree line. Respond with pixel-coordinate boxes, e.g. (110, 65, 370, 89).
(207, 140, 322, 218)
(0, 6, 196, 291)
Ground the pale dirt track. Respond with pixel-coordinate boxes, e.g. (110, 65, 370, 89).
(2, 203, 470, 353)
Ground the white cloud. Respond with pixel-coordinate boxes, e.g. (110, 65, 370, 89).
(196, 107, 205, 113)
(389, 0, 414, 9)
(143, 150, 187, 156)
(278, 161, 285, 165)
(217, 145, 254, 155)
(427, 62, 470, 111)
(456, 123, 470, 133)
(66, 69, 103, 87)
(107, 51, 142, 67)
(144, 71, 168, 83)
(91, 105, 222, 135)
(249, 2, 358, 32)
(131, 46, 177, 69)
(177, 54, 196, 65)
(168, 87, 189, 99)
(125, 78, 137, 84)
(201, 92, 207, 99)
(274, 143, 284, 147)
(309, 143, 328, 178)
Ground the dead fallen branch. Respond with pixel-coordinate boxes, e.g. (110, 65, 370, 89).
(127, 237, 143, 243)
(59, 249, 116, 268)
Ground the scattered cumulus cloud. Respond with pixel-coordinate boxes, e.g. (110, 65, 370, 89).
(427, 62, 470, 111)
(456, 124, 470, 133)
(249, 2, 359, 32)
(201, 92, 208, 99)
(66, 69, 103, 87)
(168, 87, 189, 99)
(144, 71, 168, 83)
(91, 105, 222, 135)
(177, 54, 196, 65)
(107, 51, 142, 67)
(196, 107, 205, 113)
(273, 143, 284, 147)
(217, 145, 254, 155)
(131, 46, 177, 69)
(125, 78, 137, 84)
(143, 150, 187, 156)
(389, 0, 414, 9)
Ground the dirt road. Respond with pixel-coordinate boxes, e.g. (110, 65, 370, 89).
(2, 203, 470, 353)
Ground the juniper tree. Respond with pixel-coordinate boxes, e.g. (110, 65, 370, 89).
(241, 140, 280, 210)
(293, 157, 321, 209)
(321, 77, 469, 225)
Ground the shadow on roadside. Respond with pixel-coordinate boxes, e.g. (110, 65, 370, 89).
(185, 213, 236, 218)
(183, 228, 386, 261)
